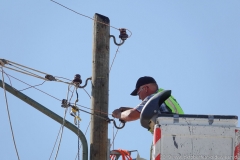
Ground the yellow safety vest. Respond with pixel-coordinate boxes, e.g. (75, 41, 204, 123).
(157, 88, 184, 114)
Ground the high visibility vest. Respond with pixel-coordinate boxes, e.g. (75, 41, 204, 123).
(157, 88, 184, 114)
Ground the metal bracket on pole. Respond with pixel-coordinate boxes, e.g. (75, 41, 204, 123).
(0, 80, 88, 160)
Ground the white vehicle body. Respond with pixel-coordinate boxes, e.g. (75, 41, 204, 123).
(152, 114, 240, 160)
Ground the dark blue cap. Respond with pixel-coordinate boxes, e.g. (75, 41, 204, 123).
(130, 76, 156, 96)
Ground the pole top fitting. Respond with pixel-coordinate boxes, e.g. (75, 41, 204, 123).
(119, 28, 128, 41)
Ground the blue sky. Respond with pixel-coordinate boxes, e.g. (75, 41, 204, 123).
(1, 1, 240, 159)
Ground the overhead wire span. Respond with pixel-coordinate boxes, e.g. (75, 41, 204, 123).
(19, 81, 46, 92)
(74, 89, 91, 160)
(2, 66, 94, 114)
(1, 59, 73, 85)
(2, 69, 13, 87)
(74, 121, 91, 160)
(49, 127, 62, 160)
(74, 103, 112, 117)
(111, 122, 122, 150)
(8, 63, 45, 80)
(3, 65, 47, 81)
(49, 0, 133, 49)
(1, 68, 21, 160)
(109, 41, 121, 73)
(7, 59, 49, 75)
(1, 0, 133, 149)
(83, 88, 91, 99)
(55, 76, 72, 82)
(109, 43, 122, 144)
(3, 70, 107, 118)
(50, 0, 120, 31)
(4, 69, 119, 127)
(54, 84, 74, 160)
(54, 107, 68, 160)
(4, 72, 62, 101)
(49, 84, 75, 160)
(77, 111, 80, 160)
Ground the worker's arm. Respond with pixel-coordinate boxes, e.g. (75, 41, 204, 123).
(119, 107, 133, 112)
(112, 108, 140, 122)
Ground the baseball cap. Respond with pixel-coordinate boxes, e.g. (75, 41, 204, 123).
(130, 76, 156, 96)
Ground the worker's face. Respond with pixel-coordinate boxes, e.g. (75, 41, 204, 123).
(137, 85, 149, 100)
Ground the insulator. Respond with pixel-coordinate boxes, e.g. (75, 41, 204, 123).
(0, 59, 7, 66)
(45, 74, 56, 81)
(61, 99, 68, 108)
(73, 74, 82, 85)
(119, 28, 128, 41)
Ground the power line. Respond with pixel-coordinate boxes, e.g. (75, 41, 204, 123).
(19, 81, 46, 92)
(1, 68, 21, 160)
(49, 127, 62, 160)
(50, 0, 119, 31)
(109, 41, 121, 73)
(49, 85, 77, 160)
(5, 73, 62, 101)
(4, 71, 110, 117)
(54, 107, 68, 160)
(1, 59, 73, 85)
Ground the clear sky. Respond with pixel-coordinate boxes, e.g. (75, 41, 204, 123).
(1, 0, 240, 160)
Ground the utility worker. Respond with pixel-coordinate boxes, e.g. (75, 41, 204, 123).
(112, 76, 184, 160)
(112, 76, 184, 122)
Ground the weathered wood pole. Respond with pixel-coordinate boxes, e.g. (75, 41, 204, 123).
(90, 13, 110, 160)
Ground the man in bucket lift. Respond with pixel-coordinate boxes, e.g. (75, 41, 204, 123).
(112, 76, 184, 123)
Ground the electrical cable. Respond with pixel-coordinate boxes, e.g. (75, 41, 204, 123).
(54, 84, 73, 160)
(1, 68, 21, 160)
(2, 53, 125, 157)
(5, 73, 62, 101)
(50, 0, 118, 31)
(0, 3, 131, 154)
(49, 127, 62, 160)
(2, 69, 13, 87)
(111, 122, 121, 150)
(3, 65, 47, 81)
(8, 63, 45, 80)
(7, 60, 49, 75)
(77, 111, 80, 160)
(3, 70, 113, 121)
(49, 84, 75, 160)
(74, 90, 91, 160)
(109, 41, 121, 73)
(74, 121, 91, 160)
(2, 59, 73, 85)
(19, 81, 46, 92)
(54, 107, 68, 160)
(3, 71, 110, 118)
(83, 88, 91, 99)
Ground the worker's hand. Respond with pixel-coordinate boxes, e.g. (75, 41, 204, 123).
(112, 109, 121, 119)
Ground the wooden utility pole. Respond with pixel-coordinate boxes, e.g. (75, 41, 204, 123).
(90, 13, 110, 160)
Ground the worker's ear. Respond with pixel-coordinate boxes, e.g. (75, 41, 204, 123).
(145, 86, 149, 92)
